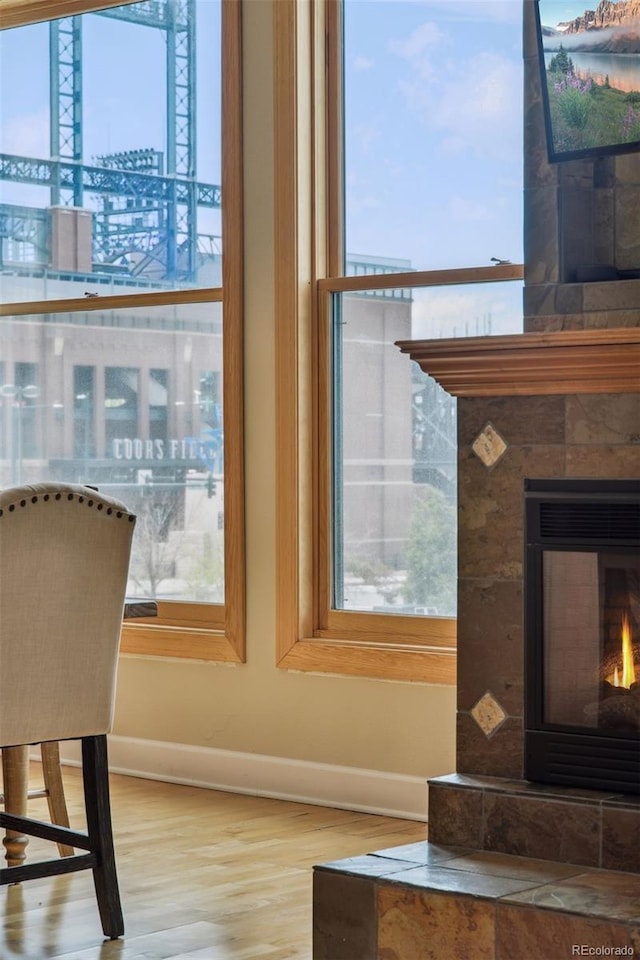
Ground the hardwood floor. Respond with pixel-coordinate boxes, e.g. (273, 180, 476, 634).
(1, 763, 425, 959)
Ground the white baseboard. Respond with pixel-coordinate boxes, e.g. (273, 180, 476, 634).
(51, 736, 428, 822)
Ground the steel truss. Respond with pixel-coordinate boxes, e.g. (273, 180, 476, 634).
(1, 0, 220, 283)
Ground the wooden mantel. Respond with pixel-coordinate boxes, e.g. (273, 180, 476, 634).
(396, 328, 640, 397)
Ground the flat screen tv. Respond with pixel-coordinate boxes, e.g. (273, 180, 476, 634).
(535, 0, 640, 162)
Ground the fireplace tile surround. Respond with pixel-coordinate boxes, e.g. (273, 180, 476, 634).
(425, 345, 640, 886)
(455, 389, 640, 785)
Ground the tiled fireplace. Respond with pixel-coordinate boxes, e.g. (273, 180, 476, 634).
(428, 356, 640, 875)
(447, 369, 640, 809)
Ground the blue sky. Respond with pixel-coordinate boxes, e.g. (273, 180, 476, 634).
(343, 0, 524, 273)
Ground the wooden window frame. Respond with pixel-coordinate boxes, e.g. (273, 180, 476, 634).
(0, 0, 245, 663)
(274, 0, 523, 683)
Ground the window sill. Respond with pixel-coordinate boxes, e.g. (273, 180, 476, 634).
(277, 637, 456, 684)
(120, 622, 242, 662)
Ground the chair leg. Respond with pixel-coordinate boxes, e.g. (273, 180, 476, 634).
(40, 742, 74, 857)
(1, 746, 29, 867)
(81, 736, 124, 940)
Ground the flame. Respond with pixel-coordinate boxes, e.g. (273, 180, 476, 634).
(609, 614, 636, 688)
(620, 614, 636, 689)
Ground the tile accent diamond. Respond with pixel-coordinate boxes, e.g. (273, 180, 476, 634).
(471, 691, 507, 738)
(472, 423, 507, 468)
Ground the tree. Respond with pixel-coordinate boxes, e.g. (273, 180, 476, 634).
(129, 484, 224, 602)
(128, 488, 183, 598)
(549, 44, 574, 75)
(404, 485, 456, 616)
(186, 531, 224, 602)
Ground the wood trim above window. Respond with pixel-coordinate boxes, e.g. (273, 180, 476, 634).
(0, 0, 139, 30)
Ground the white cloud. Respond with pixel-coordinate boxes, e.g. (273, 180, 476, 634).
(387, 13, 521, 158)
(449, 194, 493, 221)
(412, 1, 521, 26)
(440, 134, 466, 154)
(353, 55, 375, 71)
(352, 121, 383, 155)
(397, 48, 521, 159)
(389, 21, 445, 59)
(346, 171, 381, 216)
(431, 51, 521, 154)
(411, 283, 523, 339)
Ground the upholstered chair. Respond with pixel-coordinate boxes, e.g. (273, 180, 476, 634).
(0, 483, 136, 940)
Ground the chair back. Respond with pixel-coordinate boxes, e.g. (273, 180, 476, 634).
(0, 483, 136, 747)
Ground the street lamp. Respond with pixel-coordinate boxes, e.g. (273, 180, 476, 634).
(0, 383, 40, 485)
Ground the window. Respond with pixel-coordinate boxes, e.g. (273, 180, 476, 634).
(105, 367, 139, 450)
(13, 361, 40, 463)
(73, 366, 96, 459)
(0, 0, 244, 661)
(330, 288, 457, 618)
(275, 0, 524, 682)
(149, 369, 169, 443)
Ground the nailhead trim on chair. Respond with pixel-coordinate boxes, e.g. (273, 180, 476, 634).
(0, 492, 135, 521)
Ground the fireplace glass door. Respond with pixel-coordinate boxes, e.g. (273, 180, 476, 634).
(542, 548, 639, 736)
(525, 478, 640, 793)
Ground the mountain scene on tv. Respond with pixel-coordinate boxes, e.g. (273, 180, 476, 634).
(539, 0, 640, 155)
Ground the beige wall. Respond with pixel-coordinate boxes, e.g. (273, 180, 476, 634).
(111, 0, 456, 781)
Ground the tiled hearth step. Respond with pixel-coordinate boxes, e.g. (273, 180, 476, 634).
(427, 774, 640, 875)
(313, 842, 640, 960)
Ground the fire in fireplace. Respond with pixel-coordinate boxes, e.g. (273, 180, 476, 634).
(524, 478, 640, 794)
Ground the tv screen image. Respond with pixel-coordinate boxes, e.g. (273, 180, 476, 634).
(535, 0, 640, 162)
